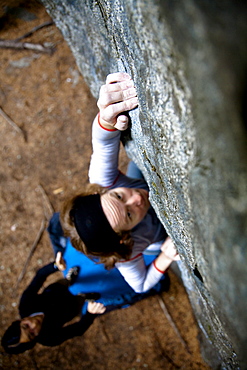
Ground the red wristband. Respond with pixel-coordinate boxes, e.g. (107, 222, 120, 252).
(153, 260, 167, 274)
(97, 113, 117, 132)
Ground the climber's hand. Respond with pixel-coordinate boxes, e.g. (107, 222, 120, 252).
(161, 237, 180, 261)
(97, 72, 138, 131)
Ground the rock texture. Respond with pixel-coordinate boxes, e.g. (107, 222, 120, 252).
(41, 0, 247, 368)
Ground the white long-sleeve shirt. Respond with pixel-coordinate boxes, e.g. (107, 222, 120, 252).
(89, 115, 167, 292)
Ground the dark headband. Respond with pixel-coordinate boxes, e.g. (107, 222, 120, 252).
(71, 193, 121, 254)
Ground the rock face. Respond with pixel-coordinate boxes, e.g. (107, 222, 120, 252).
(41, 0, 247, 368)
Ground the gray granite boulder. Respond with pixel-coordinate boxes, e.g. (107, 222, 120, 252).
(41, 0, 247, 368)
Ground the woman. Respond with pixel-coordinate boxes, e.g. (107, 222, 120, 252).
(61, 72, 179, 293)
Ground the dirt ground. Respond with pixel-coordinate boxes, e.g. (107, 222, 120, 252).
(0, 1, 211, 369)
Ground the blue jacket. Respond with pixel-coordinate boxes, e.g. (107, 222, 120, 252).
(47, 213, 169, 313)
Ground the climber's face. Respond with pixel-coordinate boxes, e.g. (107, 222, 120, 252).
(101, 187, 150, 232)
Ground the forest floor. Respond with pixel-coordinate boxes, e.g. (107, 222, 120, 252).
(0, 1, 211, 369)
